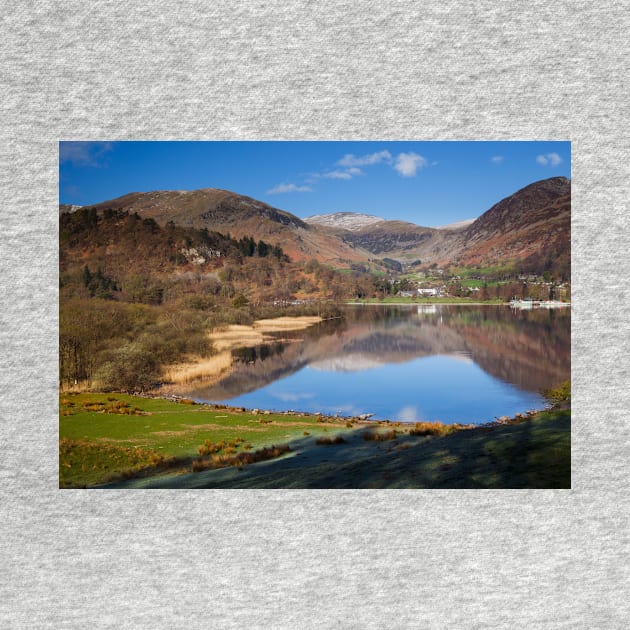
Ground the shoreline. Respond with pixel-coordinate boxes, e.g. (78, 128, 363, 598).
(346, 301, 503, 306)
(139, 386, 551, 428)
(158, 315, 322, 392)
(59, 391, 568, 489)
(210, 315, 322, 351)
(346, 300, 571, 306)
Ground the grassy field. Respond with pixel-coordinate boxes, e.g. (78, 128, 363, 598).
(60, 393, 570, 489)
(448, 264, 518, 278)
(103, 408, 570, 489)
(59, 393, 355, 487)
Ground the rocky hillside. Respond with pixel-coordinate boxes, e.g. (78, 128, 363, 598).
(339, 221, 440, 256)
(307, 177, 570, 275)
(81, 188, 372, 266)
(305, 212, 385, 231)
(70, 177, 570, 276)
(455, 177, 570, 274)
(305, 214, 446, 260)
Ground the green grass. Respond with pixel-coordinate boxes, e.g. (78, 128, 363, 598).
(59, 438, 183, 488)
(458, 279, 504, 288)
(448, 263, 518, 279)
(59, 393, 354, 487)
(60, 394, 570, 489)
(100, 409, 571, 489)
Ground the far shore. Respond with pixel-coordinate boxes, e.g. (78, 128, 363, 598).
(159, 315, 322, 392)
(346, 300, 504, 306)
(346, 298, 571, 306)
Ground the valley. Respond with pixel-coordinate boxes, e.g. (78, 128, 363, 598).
(60, 176, 570, 393)
(59, 172, 571, 489)
(65, 176, 570, 274)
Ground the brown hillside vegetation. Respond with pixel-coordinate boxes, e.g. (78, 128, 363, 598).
(304, 177, 570, 276)
(59, 208, 379, 391)
(85, 188, 372, 266)
(72, 177, 570, 275)
(59, 178, 571, 392)
(456, 177, 570, 276)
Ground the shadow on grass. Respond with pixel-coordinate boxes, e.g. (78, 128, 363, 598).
(100, 410, 570, 489)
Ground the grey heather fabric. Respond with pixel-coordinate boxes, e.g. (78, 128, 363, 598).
(1, 1, 629, 628)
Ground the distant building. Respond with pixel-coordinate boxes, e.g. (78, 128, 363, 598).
(398, 287, 444, 298)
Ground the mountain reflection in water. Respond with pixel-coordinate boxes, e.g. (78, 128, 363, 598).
(187, 305, 570, 424)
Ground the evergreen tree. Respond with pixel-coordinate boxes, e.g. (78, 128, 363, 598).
(81, 265, 92, 287)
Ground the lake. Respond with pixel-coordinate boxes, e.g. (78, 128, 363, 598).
(188, 304, 570, 424)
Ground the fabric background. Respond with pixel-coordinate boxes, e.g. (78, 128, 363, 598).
(1, 2, 628, 627)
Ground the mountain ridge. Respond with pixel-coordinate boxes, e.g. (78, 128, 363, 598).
(67, 176, 570, 275)
(80, 188, 370, 266)
(305, 212, 386, 231)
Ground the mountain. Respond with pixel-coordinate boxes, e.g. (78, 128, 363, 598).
(454, 177, 571, 274)
(336, 220, 441, 256)
(305, 212, 385, 231)
(72, 177, 570, 276)
(304, 213, 444, 260)
(306, 177, 570, 274)
(83, 188, 371, 266)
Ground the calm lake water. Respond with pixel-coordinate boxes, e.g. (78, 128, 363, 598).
(188, 304, 570, 424)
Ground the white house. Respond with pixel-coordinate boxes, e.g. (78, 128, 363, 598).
(417, 287, 440, 296)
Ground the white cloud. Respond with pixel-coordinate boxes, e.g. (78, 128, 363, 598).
(337, 150, 392, 167)
(270, 150, 392, 195)
(322, 170, 352, 180)
(491, 155, 504, 164)
(394, 152, 427, 177)
(267, 183, 313, 194)
(306, 166, 363, 182)
(59, 141, 113, 167)
(536, 152, 563, 166)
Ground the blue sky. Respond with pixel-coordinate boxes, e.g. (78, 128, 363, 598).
(59, 141, 570, 227)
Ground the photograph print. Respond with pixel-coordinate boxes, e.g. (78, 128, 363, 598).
(59, 141, 571, 488)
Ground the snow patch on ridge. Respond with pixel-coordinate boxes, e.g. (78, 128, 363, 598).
(305, 212, 386, 231)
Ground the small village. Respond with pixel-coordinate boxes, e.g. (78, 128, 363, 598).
(394, 270, 571, 304)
